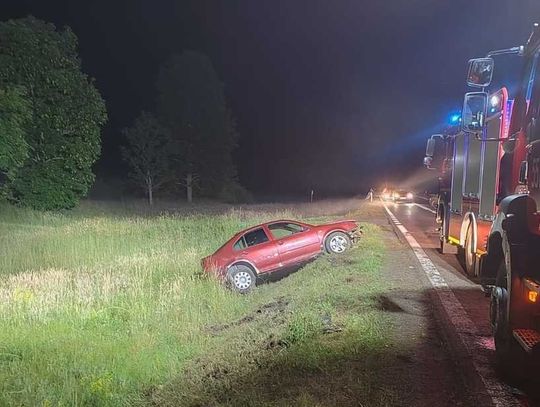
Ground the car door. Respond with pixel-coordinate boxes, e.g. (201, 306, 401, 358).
(267, 222, 321, 265)
(233, 227, 281, 273)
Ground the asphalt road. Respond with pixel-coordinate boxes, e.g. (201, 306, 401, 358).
(384, 201, 491, 334)
(383, 200, 537, 407)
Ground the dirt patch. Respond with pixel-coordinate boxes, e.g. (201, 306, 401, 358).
(206, 297, 289, 335)
(256, 297, 288, 314)
(375, 294, 405, 313)
(320, 313, 343, 334)
(265, 334, 289, 350)
(327, 255, 356, 266)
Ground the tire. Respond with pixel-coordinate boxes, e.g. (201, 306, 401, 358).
(227, 264, 256, 294)
(325, 231, 351, 254)
(439, 211, 446, 252)
(491, 262, 520, 371)
(464, 224, 476, 277)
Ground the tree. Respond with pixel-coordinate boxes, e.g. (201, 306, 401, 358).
(0, 86, 31, 192)
(156, 51, 238, 202)
(121, 112, 172, 206)
(0, 17, 107, 209)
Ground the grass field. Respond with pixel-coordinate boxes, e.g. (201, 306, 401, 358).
(0, 199, 395, 406)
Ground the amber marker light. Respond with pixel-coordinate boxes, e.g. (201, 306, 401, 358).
(524, 278, 540, 303)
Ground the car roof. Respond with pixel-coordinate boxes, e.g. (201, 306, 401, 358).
(249, 219, 309, 231)
(231, 219, 310, 237)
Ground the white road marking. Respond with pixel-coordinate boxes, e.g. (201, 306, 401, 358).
(414, 202, 437, 214)
(383, 203, 519, 407)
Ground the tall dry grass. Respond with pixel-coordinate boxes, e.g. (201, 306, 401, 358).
(0, 198, 388, 406)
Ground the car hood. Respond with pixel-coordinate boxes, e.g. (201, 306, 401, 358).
(321, 220, 358, 229)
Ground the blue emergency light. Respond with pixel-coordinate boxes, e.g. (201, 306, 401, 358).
(449, 113, 461, 124)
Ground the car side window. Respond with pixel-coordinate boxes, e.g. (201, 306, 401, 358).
(243, 228, 269, 248)
(268, 222, 304, 239)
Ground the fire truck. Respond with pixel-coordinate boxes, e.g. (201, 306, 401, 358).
(425, 23, 540, 364)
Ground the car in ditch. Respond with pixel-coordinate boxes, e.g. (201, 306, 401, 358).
(202, 219, 361, 293)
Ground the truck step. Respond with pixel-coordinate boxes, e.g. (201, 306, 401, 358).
(513, 329, 540, 352)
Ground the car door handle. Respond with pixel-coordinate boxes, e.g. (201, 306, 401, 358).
(241, 251, 248, 255)
(278, 241, 284, 245)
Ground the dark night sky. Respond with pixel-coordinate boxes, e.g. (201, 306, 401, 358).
(2, 0, 540, 197)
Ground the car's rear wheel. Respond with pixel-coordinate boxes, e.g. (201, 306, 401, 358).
(227, 264, 256, 294)
(325, 232, 351, 254)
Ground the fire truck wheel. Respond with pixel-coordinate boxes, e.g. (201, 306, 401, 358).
(464, 224, 476, 276)
(439, 212, 447, 252)
(491, 262, 520, 371)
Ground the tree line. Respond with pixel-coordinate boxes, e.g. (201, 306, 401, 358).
(0, 17, 247, 210)
(123, 51, 247, 205)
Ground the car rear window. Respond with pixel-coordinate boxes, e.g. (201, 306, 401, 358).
(233, 237, 247, 250)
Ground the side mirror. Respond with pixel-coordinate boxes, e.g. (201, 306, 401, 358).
(425, 138, 436, 157)
(424, 134, 445, 169)
(467, 58, 494, 88)
(519, 160, 528, 185)
(462, 92, 487, 133)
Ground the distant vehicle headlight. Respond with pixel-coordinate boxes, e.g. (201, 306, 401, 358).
(406, 192, 414, 200)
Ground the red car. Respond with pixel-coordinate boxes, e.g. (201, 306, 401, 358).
(202, 219, 361, 293)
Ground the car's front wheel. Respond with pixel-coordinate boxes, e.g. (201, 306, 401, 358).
(227, 264, 256, 294)
(325, 231, 351, 254)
